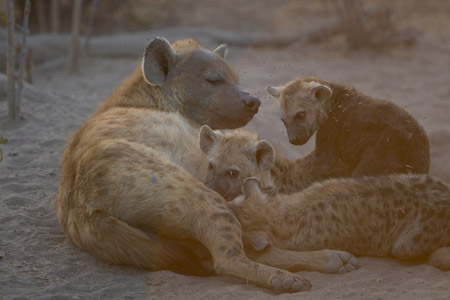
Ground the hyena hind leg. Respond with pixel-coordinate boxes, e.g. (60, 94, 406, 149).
(391, 223, 444, 263)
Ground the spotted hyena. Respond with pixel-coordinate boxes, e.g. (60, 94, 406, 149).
(266, 76, 430, 178)
(200, 129, 450, 270)
(56, 37, 328, 293)
(231, 175, 450, 270)
(199, 125, 348, 200)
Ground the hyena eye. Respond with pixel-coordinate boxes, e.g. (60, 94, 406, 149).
(208, 163, 214, 170)
(228, 169, 240, 178)
(295, 111, 305, 120)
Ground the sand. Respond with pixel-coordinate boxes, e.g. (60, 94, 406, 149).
(1, 24, 450, 299)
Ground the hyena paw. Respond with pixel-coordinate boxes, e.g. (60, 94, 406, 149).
(271, 272, 312, 293)
(324, 251, 360, 274)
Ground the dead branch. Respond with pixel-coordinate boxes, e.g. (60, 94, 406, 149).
(6, 0, 16, 120)
(15, 0, 31, 120)
(67, 0, 83, 73)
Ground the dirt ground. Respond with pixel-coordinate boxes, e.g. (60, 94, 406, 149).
(1, 1, 450, 299)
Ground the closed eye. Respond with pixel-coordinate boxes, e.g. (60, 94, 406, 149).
(206, 77, 224, 84)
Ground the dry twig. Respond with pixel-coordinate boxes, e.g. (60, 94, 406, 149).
(6, 0, 16, 120)
(16, 0, 31, 120)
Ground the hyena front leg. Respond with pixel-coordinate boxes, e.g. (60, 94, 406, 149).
(164, 181, 312, 293)
(99, 142, 312, 293)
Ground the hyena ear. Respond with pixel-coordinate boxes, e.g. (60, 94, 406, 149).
(142, 37, 177, 86)
(213, 44, 228, 58)
(199, 125, 220, 154)
(265, 85, 282, 99)
(243, 177, 263, 199)
(311, 83, 332, 102)
(250, 140, 275, 170)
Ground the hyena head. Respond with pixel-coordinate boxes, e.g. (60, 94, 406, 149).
(199, 125, 275, 201)
(142, 37, 260, 129)
(266, 78, 332, 145)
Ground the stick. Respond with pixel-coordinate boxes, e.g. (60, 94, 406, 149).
(67, 0, 83, 73)
(16, 0, 31, 120)
(6, 0, 15, 120)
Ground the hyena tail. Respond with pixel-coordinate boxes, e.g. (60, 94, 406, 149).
(74, 210, 214, 276)
(428, 247, 450, 270)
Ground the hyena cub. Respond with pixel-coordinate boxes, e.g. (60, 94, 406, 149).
(200, 128, 450, 270)
(266, 76, 430, 177)
(231, 175, 450, 270)
(199, 125, 348, 200)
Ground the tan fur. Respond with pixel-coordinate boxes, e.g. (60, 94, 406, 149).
(200, 127, 361, 274)
(267, 76, 430, 177)
(56, 38, 314, 293)
(201, 130, 450, 270)
(230, 174, 450, 270)
(199, 126, 349, 201)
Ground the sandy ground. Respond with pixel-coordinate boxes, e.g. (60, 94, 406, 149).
(1, 20, 450, 300)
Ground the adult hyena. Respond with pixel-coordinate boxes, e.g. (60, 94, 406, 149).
(57, 37, 318, 293)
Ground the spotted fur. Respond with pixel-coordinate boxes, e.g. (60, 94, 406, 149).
(230, 174, 450, 270)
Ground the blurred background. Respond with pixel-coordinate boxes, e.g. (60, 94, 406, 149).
(2, 0, 450, 36)
(1, 0, 449, 75)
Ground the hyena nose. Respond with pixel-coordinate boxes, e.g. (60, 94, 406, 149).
(244, 95, 261, 112)
(289, 136, 302, 145)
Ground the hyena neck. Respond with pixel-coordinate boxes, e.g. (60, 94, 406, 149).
(99, 68, 183, 114)
(327, 82, 359, 116)
(270, 150, 319, 194)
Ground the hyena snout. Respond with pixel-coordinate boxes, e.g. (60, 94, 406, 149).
(242, 92, 261, 113)
(287, 126, 310, 145)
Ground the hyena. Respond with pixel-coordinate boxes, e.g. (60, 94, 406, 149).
(231, 176, 450, 270)
(56, 37, 344, 293)
(266, 76, 430, 177)
(200, 128, 450, 270)
(199, 125, 347, 200)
